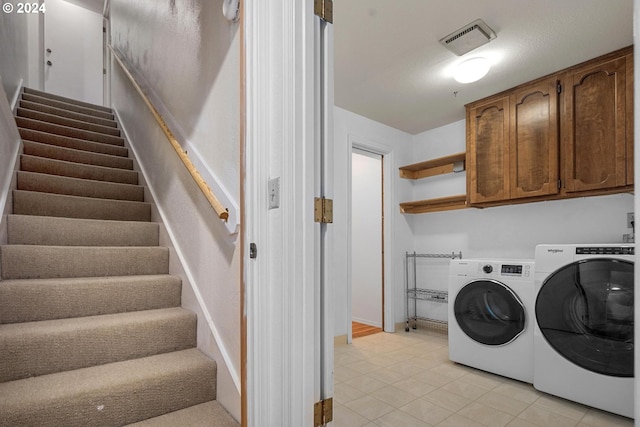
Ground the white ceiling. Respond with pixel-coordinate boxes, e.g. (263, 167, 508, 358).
(61, 0, 104, 14)
(334, 0, 634, 135)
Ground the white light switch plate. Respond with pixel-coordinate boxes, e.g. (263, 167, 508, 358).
(268, 177, 280, 210)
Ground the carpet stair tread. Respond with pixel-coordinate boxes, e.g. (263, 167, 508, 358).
(0, 274, 182, 324)
(23, 87, 113, 114)
(21, 92, 115, 120)
(16, 107, 121, 136)
(125, 401, 239, 427)
(20, 154, 138, 184)
(17, 171, 144, 201)
(19, 99, 118, 128)
(17, 170, 143, 201)
(0, 89, 235, 426)
(7, 215, 158, 246)
(0, 307, 197, 382)
(23, 140, 133, 170)
(0, 244, 169, 280)
(12, 190, 151, 221)
(16, 116, 125, 146)
(18, 128, 129, 157)
(0, 348, 217, 427)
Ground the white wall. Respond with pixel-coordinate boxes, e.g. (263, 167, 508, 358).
(109, 0, 241, 419)
(351, 150, 383, 327)
(333, 106, 413, 337)
(0, 3, 29, 103)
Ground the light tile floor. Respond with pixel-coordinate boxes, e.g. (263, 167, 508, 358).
(333, 328, 634, 427)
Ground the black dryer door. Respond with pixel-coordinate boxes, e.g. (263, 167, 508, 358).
(536, 258, 634, 377)
(454, 280, 526, 346)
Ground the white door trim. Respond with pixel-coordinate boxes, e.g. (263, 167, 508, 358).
(347, 134, 396, 340)
(244, 0, 320, 425)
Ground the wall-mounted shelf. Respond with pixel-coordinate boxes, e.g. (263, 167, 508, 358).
(400, 194, 467, 214)
(399, 152, 465, 180)
(399, 152, 467, 214)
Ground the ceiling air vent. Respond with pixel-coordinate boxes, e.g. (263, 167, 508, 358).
(439, 19, 496, 56)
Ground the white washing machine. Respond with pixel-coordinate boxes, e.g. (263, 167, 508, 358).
(534, 244, 634, 418)
(448, 259, 535, 383)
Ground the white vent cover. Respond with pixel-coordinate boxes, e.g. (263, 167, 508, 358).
(439, 19, 496, 56)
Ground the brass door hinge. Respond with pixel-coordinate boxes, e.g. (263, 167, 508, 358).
(314, 397, 333, 426)
(314, 0, 333, 23)
(314, 197, 333, 223)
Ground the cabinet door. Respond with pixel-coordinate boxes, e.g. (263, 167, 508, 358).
(510, 78, 560, 199)
(467, 97, 510, 205)
(563, 56, 628, 192)
(625, 52, 634, 185)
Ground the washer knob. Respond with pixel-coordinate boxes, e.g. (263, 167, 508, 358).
(482, 264, 493, 273)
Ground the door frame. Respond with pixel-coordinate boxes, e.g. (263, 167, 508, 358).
(350, 147, 384, 333)
(347, 135, 396, 341)
(243, 0, 330, 425)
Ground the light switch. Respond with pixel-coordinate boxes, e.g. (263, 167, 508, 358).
(268, 177, 280, 209)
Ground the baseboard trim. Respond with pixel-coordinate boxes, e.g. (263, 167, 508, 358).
(9, 78, 23, 111)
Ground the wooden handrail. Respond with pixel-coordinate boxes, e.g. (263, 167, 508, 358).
(108, 45, 229, 222)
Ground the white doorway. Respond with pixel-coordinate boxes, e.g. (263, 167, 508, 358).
(351, 148, 383, 336)
(44, 0, 104, 105)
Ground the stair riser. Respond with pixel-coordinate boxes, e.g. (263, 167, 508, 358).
(0, 245, 169, 280)
(0, 350, 217, 427)
(17, 108, 121, 136)
(20, 100, 118, 128)
(21, 93, 115, 120)
(19, 128, 128, 157)
(23, 141, 133, 171)
(16, 116, 125, 146)
(0, 309, 197, 382)
(12, 190, 151, 222)
(23, 87, 113, 114)
(17, 171, 144, 202)
(0, 275, 181, 324)
(21, 155, 138, 185)
(7, 215, 158, 247)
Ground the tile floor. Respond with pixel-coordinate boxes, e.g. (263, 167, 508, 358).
(333, 328, 634, 427)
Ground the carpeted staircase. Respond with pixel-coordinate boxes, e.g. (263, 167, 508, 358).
(0, 88, 239, 427)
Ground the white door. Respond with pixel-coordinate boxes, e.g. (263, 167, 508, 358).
(44, 0, 103, 105)
(351, 149, 383, 329)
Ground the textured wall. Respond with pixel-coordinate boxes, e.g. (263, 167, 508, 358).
(110, 0, 240, 204)
(0, 8, 29, 102)
(109, 0, 241, 419)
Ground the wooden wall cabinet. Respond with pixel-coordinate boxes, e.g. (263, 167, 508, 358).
(562, 55, 630, 193)
(467, 46, 633, 208)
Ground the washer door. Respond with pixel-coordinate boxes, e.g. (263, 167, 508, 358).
(536, 259, 634, 377)
(454, 280, 526, 346)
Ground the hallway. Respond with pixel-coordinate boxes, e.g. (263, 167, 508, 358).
(333, 329, 632, 427)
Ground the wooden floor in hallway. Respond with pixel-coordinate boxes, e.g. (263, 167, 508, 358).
(352, 321, 383, 339)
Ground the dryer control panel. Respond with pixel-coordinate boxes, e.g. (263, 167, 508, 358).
(501, 264, 523, 276)
(479, 263, 531, 278)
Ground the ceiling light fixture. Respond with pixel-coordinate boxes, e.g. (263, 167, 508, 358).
(454, 57, 491, 84)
